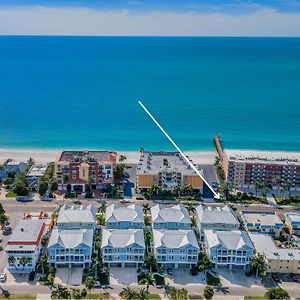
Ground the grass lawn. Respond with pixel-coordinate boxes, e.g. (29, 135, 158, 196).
(244, 296, 267, 300)
(148, 294, 161, 300)
(84, 293, 110, 299)
(0, 295, 36, 299)
(206, 272, 221, 286)
(5, 191, 16, 198)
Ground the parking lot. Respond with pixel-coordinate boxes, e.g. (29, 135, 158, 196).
(110, 267, 138, 285)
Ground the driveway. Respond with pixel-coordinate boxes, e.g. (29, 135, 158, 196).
(165, 269, 206, 285)
(216, 269, 263, 288)
(55, 268, 83, 286)
(110, 267, 138, 285)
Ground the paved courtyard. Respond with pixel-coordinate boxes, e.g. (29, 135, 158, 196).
(110, 267, 138, 285)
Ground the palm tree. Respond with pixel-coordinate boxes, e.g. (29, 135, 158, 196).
(252, 182, 262, 197)
(142, 203, 151, 215)
(8, 256, 17, 270)
(19, 256, 31, 270)
(198, 253, 211, 273)
(186, 202, 195, 215)
(144, 229, 152, 251)
(120, 287, 137, 300)
(0, 214, 9, 229)
(71, 288, 83, 299)
(272, 176, 281, 196)
(203, 285, 214, 299)
(84, 276, 95, 297)
(251, 255, 266, 278)
(97, 202, 106, 215)
(51, 284, 70, 299)
(139, 272, 155, 292)
(136, 288, 149, 300)
(144, 252, 157, 273)
(119, 155, 127, 164)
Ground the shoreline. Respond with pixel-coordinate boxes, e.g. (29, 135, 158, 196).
(0, 148, 217, 164)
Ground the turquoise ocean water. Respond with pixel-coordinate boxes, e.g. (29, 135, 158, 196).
(0, 36, 299, 151)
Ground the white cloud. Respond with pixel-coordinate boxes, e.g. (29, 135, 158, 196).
(0, 6, 299, 36)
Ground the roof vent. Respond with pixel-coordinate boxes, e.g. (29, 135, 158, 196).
(21, 228, 24, 232)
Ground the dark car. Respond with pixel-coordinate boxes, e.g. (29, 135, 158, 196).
(167, 268, 173, 275)
(272, 274, 279, 282)
(291, 274, 298, 282)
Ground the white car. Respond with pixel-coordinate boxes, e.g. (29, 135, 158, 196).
(0, 273, 7, 282)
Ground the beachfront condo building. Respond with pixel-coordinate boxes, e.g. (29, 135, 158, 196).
(150, 204, 192, 230)
(195, 205, 240, 241)
(204, 230, 254, 270)
(105, 204, 144, 229)
(153, 229, 199, 269)
(222, 149, 300, 190)
(249, 232, 300, 274)
(55, 150, 117, 193)
(136, 151, 203, 192)
(6, 219, 46, 273)
(101, 229, 145, 268)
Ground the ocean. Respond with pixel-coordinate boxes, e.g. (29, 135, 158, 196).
(0, 36, 299, 152)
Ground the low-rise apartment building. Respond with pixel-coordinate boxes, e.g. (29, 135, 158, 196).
(48, 228, 93, 268)
(151, 204, 191, 230)
(204, 230, 254, 270)
(101, 229, 145, 267)
(249, 232, 300, 274)
(55, 150, 117, 193)
(136, 151, 203, 191)
(57, 204, 96, 230)
(241, 212, 283, 236)
(105, 204, 144, 229)
(284, 212, 300, 236)
(6, 219, 46, 273)
(223, 149, 300, 189)
(152, 229, 199, 268)
(196, 205, 240, 240)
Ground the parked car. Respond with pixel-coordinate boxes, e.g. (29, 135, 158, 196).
(94, 281, 101, 288)
(291, 274, 298, 282)
(167, 268, 173, 275)
(0, 273, 7, 282)
(272, 273, 279, 282)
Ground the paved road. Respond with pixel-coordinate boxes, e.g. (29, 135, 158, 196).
(1, 282, 300, 298)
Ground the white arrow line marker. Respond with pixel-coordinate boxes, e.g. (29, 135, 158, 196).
(138, 100, 219, 199)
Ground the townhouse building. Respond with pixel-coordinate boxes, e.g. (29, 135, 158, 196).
(47, 204, 96, 269)
(284, 212, 300, 236)
(136, 151, 203, 192)
(55, 150, 117, 193)
(151, 204, 192, 230)
(152, 229, 199, 268)
(241, 212, 283, 236)
(6, 219, 46, 273)
(57, 204, 96, 230)
(48, 229, 93, 268)
(196, 205, 240, 240)
(222, 149, 300, 189)
(204, 230, 254, 270)
(101, 229, 145, 267)
(249, 233, 300, 274)
(105, 204, 144, 229)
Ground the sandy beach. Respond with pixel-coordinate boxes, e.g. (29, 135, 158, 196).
(0, 148, 216, 165)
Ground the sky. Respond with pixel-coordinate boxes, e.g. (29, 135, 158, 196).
(0, 0, 300, 36)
